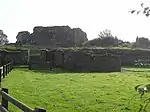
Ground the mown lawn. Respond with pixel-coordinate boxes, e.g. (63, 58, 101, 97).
(2, 68, 150, 112)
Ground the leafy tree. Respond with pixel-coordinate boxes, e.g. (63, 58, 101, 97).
(83, 29, 135, 48)
(98, 29, 113, 38)
(129, 5, 150, 110)
(82, 29, 119, 47)
(98, 29, 119, 47)
(0, 30, 9, 45)
(129, 3, 150, 17)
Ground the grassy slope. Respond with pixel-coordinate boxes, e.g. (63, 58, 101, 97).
(2, 68, 150, 112)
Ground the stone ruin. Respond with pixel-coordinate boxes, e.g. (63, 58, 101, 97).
(135, 37, 150, 49)
(16, 26, 88, 47)
(0, 49, 29, 66)
(29, 49, 121, 72)
(16, 31, 30, 44)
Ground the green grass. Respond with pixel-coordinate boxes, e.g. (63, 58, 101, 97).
(2, 68, 150, 112)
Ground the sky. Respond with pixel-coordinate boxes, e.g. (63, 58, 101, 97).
(1, 0, 150, 43)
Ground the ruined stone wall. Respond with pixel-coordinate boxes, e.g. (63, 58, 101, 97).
(72, 28, 87, 46)
(16, 31, 30, 43)
(29, 48, 150, 71)
(46, 49, 121, 72)
(0, 50, 30, 65)
(30, 26, 75, 47)
(47, 48, 150, 67)
(62, 51, 120, 72)
(16, 26, 88, 47)
(29, 62, 52, 70)
(65, 48, 150, 66)
(135, 37, 150, 49)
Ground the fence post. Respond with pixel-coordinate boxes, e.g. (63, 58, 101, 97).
(9, 62, 11, 72)
(5, 65, 7, 76)
(7, 64, 9, 74)
(34, 107, 46, 112)
(8, 63, 10, 73)
(3, 65, 5, 78)
(2, 88, 8, 110)
(9, 63, 11, 72)
(7, 64, 8, 74)
(7, 64, 8, 75)
(10, 61, 13, 71)
(0, 69, 1, 82)
(0, 69, 1, 89)
(9, 62, 11, 71)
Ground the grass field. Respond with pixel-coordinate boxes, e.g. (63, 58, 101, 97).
(2, 68, 150, 112)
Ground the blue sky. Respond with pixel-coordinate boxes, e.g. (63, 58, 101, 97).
(1, 0, 150, 43)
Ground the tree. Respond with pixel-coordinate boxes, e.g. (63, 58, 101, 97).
(129, 5, 150, 110)
(129, 3, 150, 17)
(0, 30, 9, 45)
(98, 29, 113, 38)
(98, 29, 119, 47)
(83, 29, 135, 48)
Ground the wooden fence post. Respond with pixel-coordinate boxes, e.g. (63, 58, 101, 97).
(10, 61, 13, 71)
(8, 63, 10, 73)
(0, 69, 1, 83)
(9, 63, 11, 72)
(7, 64, 8, 74)
(5, 65, 7, 76)
(2, 88, 8, 110)
(9, 62, 11, 71)
(7, 64, 8, 75)
(34, 107, 46, 112)
(0, 69, 1, 89)
(9, 62, 11, 72)
(3, 65, 5, 78)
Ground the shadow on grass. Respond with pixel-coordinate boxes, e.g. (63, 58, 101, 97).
(13, 66, 150, 74)
(18, 67, 121, 74)
(18, 67, 71, 74)
(31, 69, 69, 74)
